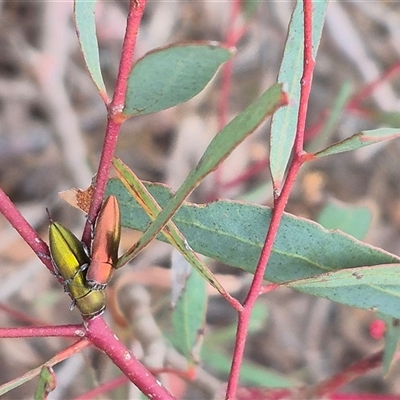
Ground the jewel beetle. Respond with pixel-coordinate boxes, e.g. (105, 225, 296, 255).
(85, 195, 121, 290)
(49, 222, 106, 318)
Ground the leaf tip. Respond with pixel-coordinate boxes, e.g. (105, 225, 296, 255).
(207, 40, 237, 58)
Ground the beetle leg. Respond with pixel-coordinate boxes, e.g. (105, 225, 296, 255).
(69, 299, 77, 311)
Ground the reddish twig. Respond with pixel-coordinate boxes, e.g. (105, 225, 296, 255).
(236, 387, 400, 400)
(73, 369, 189, 400)
(0, 303, 49, 326)
(0, 339, 91, 395)
(305, 59, 400, 144)
(227, 57, 400, 185)
(347, 60, 400, 111)
(0, 189, 53, 273)
(218, 0, 242, 128)
(73, 375, 128, 400)
(0, 325, 84, 339)
(0, 3, 174, 399)
(303, 349, 387, 398)
(213, 0, 247, 198)
(82, 0, 147, 246)
(85, 316, 175, 399)
(221, 158, 269, 191)
(225, 1, 315, 398)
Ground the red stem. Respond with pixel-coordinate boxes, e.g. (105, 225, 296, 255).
(0, 339, 90, 395)
(347, 60, 400, 111)
(111, 0, 146, 109)
(0, 189, 53, 273)
(82, 0, 147, 245)
(305, 349, 387, 397)
(73, 375, 128, 400)
(214, 0, 245, 198)
(225, 1, 315, 398)
(229, 58, 400, 185)
(305, 59, 400, 143)
(86, 317, 175, 399)
(48, 338, 91, 365)
(0, 303, 50, 326)
(0, 324, 84, 338)
(219, 0, 241, 128)
(293, 1, 315, 156)
(329, 394, 400, 400)
(221, 158, 269, 191)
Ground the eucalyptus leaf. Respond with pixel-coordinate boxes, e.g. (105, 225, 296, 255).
(74, 0, 107, 97)
(108, 179, 400, 317)
(269, 0, 328, 192)
(124, 42, 233, 117)
(314, 128, 400, 158)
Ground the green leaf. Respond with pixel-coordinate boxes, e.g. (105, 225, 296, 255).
(171, 268, 207, 362)
(0, 341, 86, 396)
(204, 302, 268, 345)
(307, 82, 353, 153)
(317, 201, 372, 240)
(201, 347, 294, 388)
(118, 83, 287, 265)
(269, 0, 328, 193)
(74, 0, 107, 99)
(239, 181, 272, 204)
(286, 264, 400, 287)
(123, 42, 234, 117)
(380, 314, 400, 374)
(113, 157, 230, 298)
(0, 362, 55, 397)
(107, 179, 400, 317)
(285, 265, 400, 318)
(314, 128, 400, 158)
(34, 367, 56, 400)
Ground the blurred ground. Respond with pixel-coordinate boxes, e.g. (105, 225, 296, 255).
(0, 1, 400, 399)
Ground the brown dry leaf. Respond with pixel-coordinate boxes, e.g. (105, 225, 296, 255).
(58, 185, 94, 214)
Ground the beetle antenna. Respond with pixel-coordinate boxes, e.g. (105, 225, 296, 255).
(46, 208, 54, 223)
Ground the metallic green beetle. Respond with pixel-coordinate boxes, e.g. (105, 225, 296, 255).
(49, 222, 106, 318)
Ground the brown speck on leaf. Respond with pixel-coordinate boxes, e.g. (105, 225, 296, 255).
(352, 272, 363, 280)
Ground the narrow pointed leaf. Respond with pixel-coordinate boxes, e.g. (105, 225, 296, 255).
(314, 127, 400, 158)
(123, 42, 234, 117)
(379, 314, 400, 374)
(170, 249, 191, 307)
(113, 157, 231, 298)
(284, 265, 400, 318)
(201, 348, 294, 388)
(34, 367, 56, 400)
(286, 264, 400, 287)
(119, 83, 287, 264)
(171, 267, 207, 362)
(307, 82, 353, 153)
(0, 341, 89, 396)
(269, 0, 328, 192)
(107, 179, 400, 317)
(74, 0, 107, 100)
